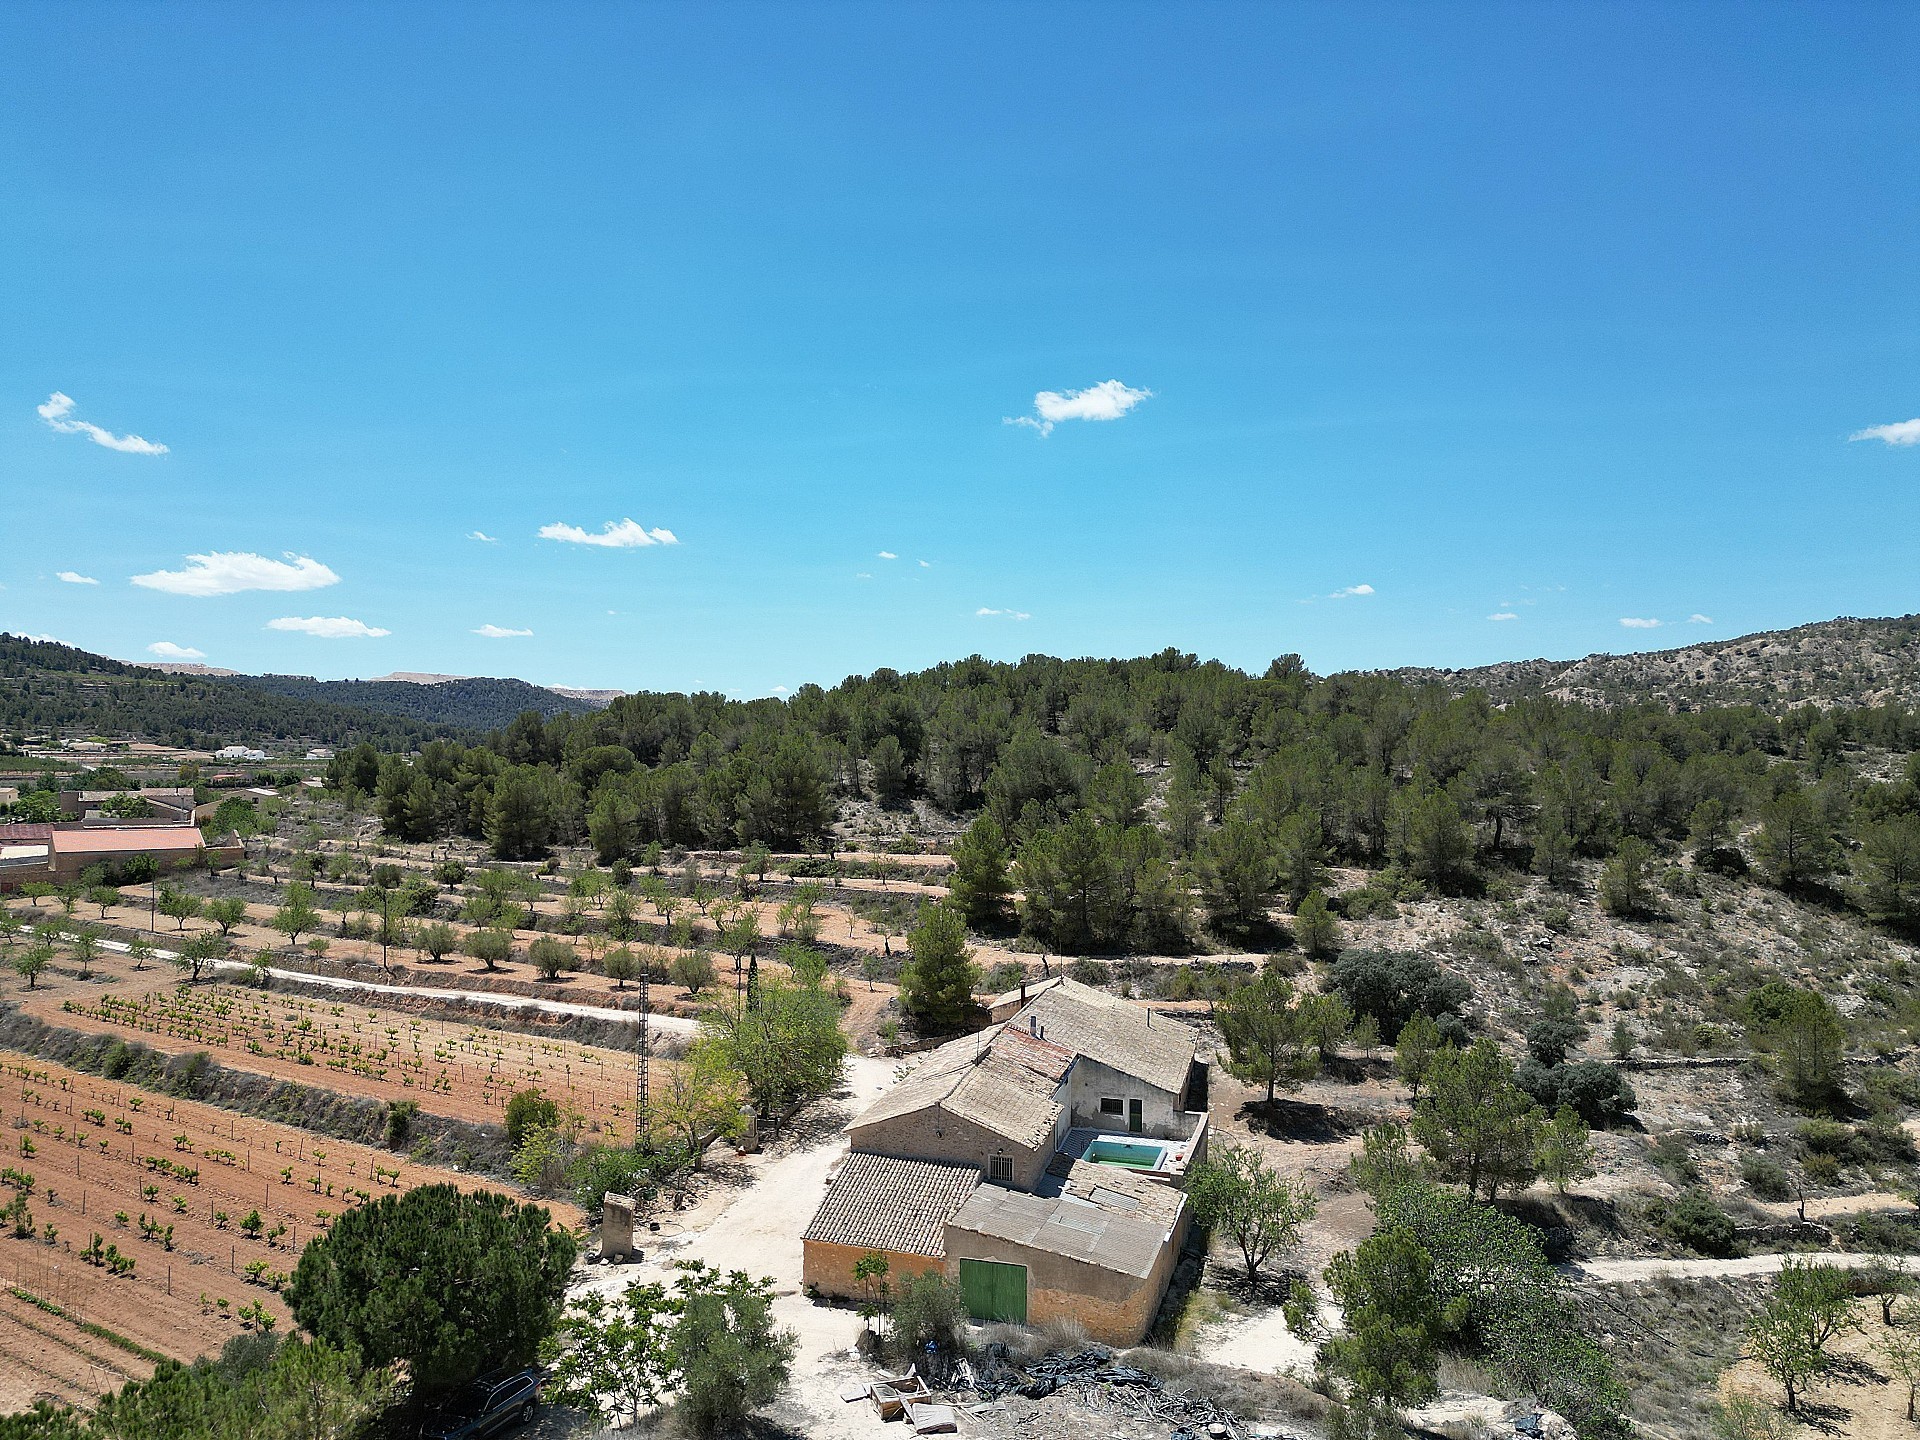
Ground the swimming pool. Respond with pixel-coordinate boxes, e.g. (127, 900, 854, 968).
(1085, 1138, 1170, 1170)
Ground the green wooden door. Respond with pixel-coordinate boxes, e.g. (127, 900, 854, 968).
(958, 1258, 1028, 1324)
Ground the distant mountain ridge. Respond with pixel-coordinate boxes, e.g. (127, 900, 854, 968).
(1387, 614, 1920, 710)
(131, 663, 623, 728)
(3, 636, 460, 749)
(229, 673, 604, 730)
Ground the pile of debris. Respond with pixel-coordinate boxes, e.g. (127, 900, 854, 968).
(840, 1364, 959, 1435)
(956, 1344, 1242, 1438)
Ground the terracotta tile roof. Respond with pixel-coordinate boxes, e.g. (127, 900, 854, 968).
(803, 1152, 981, 1258)
(851, 1025, 1071, 1150)
(1010, 979, 1198, 1095)
(944, 1029, 1073, 1148)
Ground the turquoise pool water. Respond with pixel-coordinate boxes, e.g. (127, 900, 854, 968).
(1086, 1138, 1166, 1169)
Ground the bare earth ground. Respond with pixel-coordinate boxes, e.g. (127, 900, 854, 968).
(568, 1053, 902, 1438)
(1722, 1300, 1913, 1440)
(0, 1050, 581, 1412)
(17, 952, 670, 1144)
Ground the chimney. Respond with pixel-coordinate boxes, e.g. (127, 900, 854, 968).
(1028, 1015, 1038, 1036)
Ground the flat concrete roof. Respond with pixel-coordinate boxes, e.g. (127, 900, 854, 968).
(947, 1172, 1182, 1280)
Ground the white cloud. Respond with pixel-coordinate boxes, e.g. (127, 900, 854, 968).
(1329, 584, 1375, 599)
(918, 559, 932, 568)
(771, 685, 791, 696)
(473, 624, 533, 638)
(56, 571, 99, 585)
(976, 606, 1032, 620)
(877, 551, 898, 560)
(855, 572, 873, 580)
(1487, 612, 1519, 622)
(132, 551, 340, 597)
(1619, 617, 1663, 629)
(538, 518, 679, 548)
(467, 531, 499, 543)
(1688, 613, 1714, 625)
(267, 616, 390, 639)
(1004, 379, 1153, 437)
(37, 391, 169, 455)
(1848, 418, 1920, 447)
(146, 641, 206, 660)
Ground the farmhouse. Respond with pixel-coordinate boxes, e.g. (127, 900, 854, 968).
(0, 824, 233, 888)
(59, 787, 198, 826)
(803, 980, 1208, 1344)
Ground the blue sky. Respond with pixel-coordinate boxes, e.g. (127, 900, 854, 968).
(3, 3, 1915, 695)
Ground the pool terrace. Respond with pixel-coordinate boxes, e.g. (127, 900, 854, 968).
(1054, 1114, 1206, 1183)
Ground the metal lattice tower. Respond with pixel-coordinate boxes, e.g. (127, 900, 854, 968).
(634, 973, 651, 1152)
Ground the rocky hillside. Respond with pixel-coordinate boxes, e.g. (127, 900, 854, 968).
(1392, 613, 1920, 711)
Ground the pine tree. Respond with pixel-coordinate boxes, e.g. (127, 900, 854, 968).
(948, 814, 1014, 927)
(899, 903, 979, 1033)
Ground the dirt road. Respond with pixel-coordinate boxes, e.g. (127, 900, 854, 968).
(1565, 1251, 1919, 1285)
(568, 1053, 903, 1437)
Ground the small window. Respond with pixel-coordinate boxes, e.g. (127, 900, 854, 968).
(1099, 1097, 1124, 1116)
(987, 1154, 1013, 1183)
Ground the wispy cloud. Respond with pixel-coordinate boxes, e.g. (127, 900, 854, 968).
(539, 518, 679, 549)
(467, 531, 499, 543)
(918, 559, 932, 568)
(877, 551, 898, 560)
(1848, 418, 1920, 447)
(976, 606, 1032, 620)
(1688, 613, 1714, 625)
(1619, 617, 1663, 630)
(56, 571, 99, 585)
(1487, 612, 1518, 622)
(473, 624, 533, 638)
(38, 392, 169, 455)
(132, 552, 340, 597)
(1329, 584, 1375, 599)
(146, 641, 205, 660)
(267, 616, 390, 639)
(1005, 379, 1153, 437)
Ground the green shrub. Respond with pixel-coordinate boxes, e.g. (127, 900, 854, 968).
(1794, 1119, 1858, 1161)
(505, 1089, 558, 1150)
(1665, 1190, 1738, 1258)
(1802, 1152, 1841, 1186)
(888, 1271, 970, 1361)
(1740, 1154, 1792, 1202)
(1066, 958, 1111, 988)
(383, 1101, 419, 1149)
(1649, 1133, 1698, 1185)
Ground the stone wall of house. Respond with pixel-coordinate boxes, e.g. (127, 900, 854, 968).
(851, 1107, 1050, 1191)
(802, 1238, 946, 1300)
(941, 1209, 1187, 1347)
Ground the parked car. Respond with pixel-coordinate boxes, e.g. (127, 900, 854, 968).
(420, 1367, 542, 1439)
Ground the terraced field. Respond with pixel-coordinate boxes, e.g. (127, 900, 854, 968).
(0, 1052, 582, 1408)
